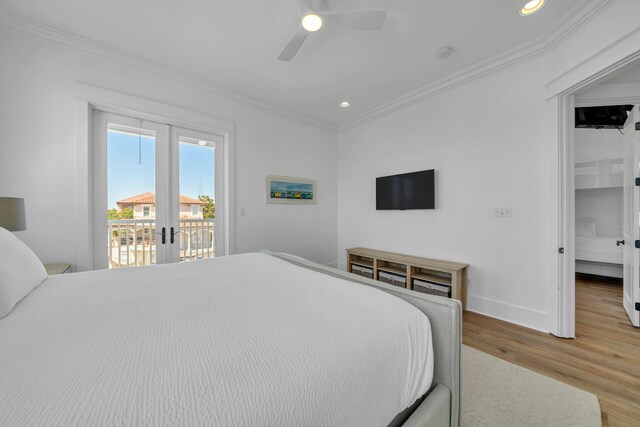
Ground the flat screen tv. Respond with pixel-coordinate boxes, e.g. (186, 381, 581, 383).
(376, 169, 435, 210)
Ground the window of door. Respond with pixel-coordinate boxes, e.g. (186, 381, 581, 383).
(92, 111, 226, 269)
(169, 128, 224, 264)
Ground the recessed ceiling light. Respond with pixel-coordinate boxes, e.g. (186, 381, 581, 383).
(198, 140, 207, 146)
(520, 0, 545, 16)
(340, 101, 351, 108)
(301, 13, 323, 32)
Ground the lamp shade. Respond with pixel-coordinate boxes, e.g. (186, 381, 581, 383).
(0, 197, 26, 231)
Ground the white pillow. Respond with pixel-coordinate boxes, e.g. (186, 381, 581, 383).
(576, 217, 597, 237)
(0, 227, 48, 318)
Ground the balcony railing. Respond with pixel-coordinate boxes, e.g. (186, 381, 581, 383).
(108, 219, 215, 268)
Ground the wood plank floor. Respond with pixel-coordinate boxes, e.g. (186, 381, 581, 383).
(463, 278, 640, 426)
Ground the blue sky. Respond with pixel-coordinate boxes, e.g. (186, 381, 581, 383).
(108, 131, 214, 209)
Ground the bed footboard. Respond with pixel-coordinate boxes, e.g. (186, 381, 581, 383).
(263, 251, 462, 427)
(403, 384, 451, 427)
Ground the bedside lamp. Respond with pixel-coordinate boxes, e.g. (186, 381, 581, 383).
(0, 197, 26, 232)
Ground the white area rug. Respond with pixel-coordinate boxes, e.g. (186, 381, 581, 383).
(462, 345, 601, 427)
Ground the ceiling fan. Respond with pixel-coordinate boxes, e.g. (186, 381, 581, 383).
(278, 0, 387, 61)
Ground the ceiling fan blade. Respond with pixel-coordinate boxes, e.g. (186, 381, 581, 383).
(278, 26, 310, 61)
(295, 0, 313, 14)
(324, 10, 386, 31)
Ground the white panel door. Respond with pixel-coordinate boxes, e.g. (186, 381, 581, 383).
(622, 106, 640, 327)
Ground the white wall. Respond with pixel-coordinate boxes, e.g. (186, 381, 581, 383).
(0, 30, 338, 268)
(575, 128, 623, 239)
(574, 129, 623, 162)
(575, 80, 640, 105)
(338, 58, 553, 330)
(337, 0, 640, 332)
(574, 129, 623, 277)
(575, 189, 623, 238)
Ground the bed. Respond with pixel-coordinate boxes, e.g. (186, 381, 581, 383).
(575, 216, 623, 278)
(575, 235, 623, 265)
(575, 235, 623, 278)
(0, 251, 461, 427)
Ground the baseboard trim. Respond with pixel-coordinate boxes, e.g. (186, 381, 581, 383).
(465, 294, 549, 333)
(335, 263, 549, 332)
(322, 261, 339, 269)
(575, 272, 623, 285)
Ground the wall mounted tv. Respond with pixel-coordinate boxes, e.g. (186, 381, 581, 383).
(376, 169, 435, 210)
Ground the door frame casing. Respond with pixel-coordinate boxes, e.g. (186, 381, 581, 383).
(554, 55, 640, 337)
(74, 83, 236, 271)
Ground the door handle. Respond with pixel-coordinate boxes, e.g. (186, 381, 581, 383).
(617, 240, 625, 246)
(156, 227, 166, 245)
(170, 227, 180, 244)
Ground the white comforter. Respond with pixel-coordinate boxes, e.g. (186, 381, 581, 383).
(0, 253, 433, 427)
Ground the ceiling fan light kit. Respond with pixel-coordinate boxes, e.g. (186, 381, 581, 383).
(302, 13, 323, 32)
(278, 0, 387, 61)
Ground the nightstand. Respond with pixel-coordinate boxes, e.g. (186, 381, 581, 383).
(45, 263, 71, 275)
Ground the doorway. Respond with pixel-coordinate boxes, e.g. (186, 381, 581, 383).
(572, 102, 640, 329)
(558, 61, 640, 336)
(92, 111, 226, 269)
(573, 104, 634, 326)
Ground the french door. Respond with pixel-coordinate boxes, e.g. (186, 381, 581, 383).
(92, 111, 225, 269)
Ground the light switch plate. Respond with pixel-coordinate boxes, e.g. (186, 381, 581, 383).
(493, 207, 512, 217)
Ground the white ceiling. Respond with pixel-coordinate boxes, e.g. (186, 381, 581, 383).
(3, 0, 600, 127)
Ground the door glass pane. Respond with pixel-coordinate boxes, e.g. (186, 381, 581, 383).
(178, 137, 215, 261)
(107, 126, 156, 268)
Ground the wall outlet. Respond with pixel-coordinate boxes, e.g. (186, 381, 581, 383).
(240, 207, 246, 217)
(493, 207, 512, 217)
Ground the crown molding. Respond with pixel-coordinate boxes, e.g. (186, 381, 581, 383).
(0, 0, 9, 18)
(545, 23, 640, 96)
(338, 0, 616, 130)
(0, 5, 337, 132)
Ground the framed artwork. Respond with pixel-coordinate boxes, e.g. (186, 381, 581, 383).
(266, 176, 316, 204)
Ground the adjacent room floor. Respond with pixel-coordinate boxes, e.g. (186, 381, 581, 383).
(463, 278, 640, 426)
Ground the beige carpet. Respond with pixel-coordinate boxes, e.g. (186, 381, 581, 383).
(462, 345, 601, 427)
